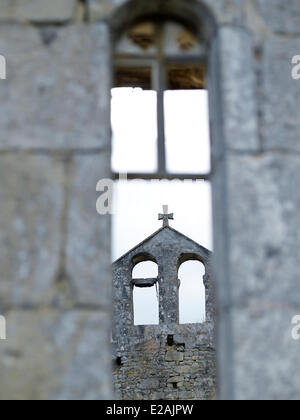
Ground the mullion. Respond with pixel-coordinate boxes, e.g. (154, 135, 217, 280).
(156, 68, 166, 174)
(113, 24, 211, 180)
(155, 23, 167, 175)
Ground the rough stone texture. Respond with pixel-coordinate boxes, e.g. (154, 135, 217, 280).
(0, 310, 112, 400)
(113, 325, 216, 400)
(242, 0, 272, 47)
(260, 37, 300, 152)
(88, 0, 122, 20)
(218, 26, 259, 152)
(112, 226, 216, 400)
(66, 154, 111, 307)
(215, 151, 300, 400)
(0, 154, 64, 308)
(227, 153, 300, 306)
(0, 23, 111, 150)
(232, 304, 300, 400)
(1, 0, 300, 402)
(88, 0, 244, 25)
(0, 150, 112, 399)
(0, 7, 112, 400)
(255, 0, 300, 35)
(0, 0, 77, 22)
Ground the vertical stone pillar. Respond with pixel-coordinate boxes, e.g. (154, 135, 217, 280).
(210, 25, 260, 400)
(0, 22, 113, 400)
(158, 254, 179, 325)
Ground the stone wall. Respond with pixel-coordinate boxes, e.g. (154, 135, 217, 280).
(113, 325, 216, 400)
(0, 0, 300, 400)
(0, 1, 112, 400)
(112, 226, 216, 400)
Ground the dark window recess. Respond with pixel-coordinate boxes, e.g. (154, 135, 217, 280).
(167, 335, 174, 346)
(115, 66, 152, 90)
(115, 357, 123, 367)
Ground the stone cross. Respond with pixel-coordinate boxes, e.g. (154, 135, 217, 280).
(158, 205, 174, 228)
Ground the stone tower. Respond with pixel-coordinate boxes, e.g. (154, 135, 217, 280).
(112, 208, 216, 400)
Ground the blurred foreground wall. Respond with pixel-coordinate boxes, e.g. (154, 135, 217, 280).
(0, 0, 300, 400)
(0, 0, 112, 400)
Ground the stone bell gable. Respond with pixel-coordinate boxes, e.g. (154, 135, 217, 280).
(112, 208, 216, 400)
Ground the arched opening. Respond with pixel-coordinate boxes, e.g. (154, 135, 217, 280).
(132, 260, 158, 278)
(132, 261, 159, 326)
(109, 0, 216, 43)
(178, 260, 206, 324)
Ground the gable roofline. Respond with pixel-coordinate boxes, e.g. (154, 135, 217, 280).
(113, 226, 212, 266)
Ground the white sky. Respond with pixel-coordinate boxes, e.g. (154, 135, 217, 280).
(111, 88, 212, 325)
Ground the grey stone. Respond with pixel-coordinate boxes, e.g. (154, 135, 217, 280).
(242, 0, 272, 46)
(176, 366, 190, 374)
(230, 303, 300, 400)
(179, 391, 193, 399)
(215, 151, 300, 399)
(88, 0, 244, 26)
(0, 0, 77, 22)
(66, 153, 111, 307)
(0, 154, 64, 307)
(88, 0, 123, 20)
(2, 0, 300, 403)
(168, 376, 184, 384)
(255, 0, 300, 35)
(261, 37, 300, 152)
(0, 23, 111, 150)
(112, 224, 216, 400)
(0, 309, 112, 400)
(166, 350, 184, 362)
(140, 379, 160, 389)
(218, 26, 259, 152)
(113, 226, 214, 330)
(226, 153, 300, 307)
(203, 0, 244, 25)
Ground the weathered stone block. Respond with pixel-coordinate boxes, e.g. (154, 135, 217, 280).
(242, 0, 271, 45)
(203, 0, 243, 24)
(0, 154, 64, 307)
(218, 26, 259, 152)
(0, 0, 77, 22)
(255, 0, 300, 34)
(66, 153, 111, 307)
(168, 376, 184, 384)
(166, 350, 184, 362)
(0, 310, 112, 400)
(139, 378, 160, 389)
(261, 37, 300, 152)
(88, 0, 244, 26)
(176, 365, 190, 374)
(88, 0, 123, 20)
(226, 152, 300, 306)
(0, 24, 110, 150)
(230, 304, 300, 400)
(179, 391, 193, 399)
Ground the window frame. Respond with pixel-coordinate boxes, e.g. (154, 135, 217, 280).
(112, 20, 210, 181)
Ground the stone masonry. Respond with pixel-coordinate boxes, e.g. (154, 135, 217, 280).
(0, 0, 300, 400)
(112, 222, 216, 400)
